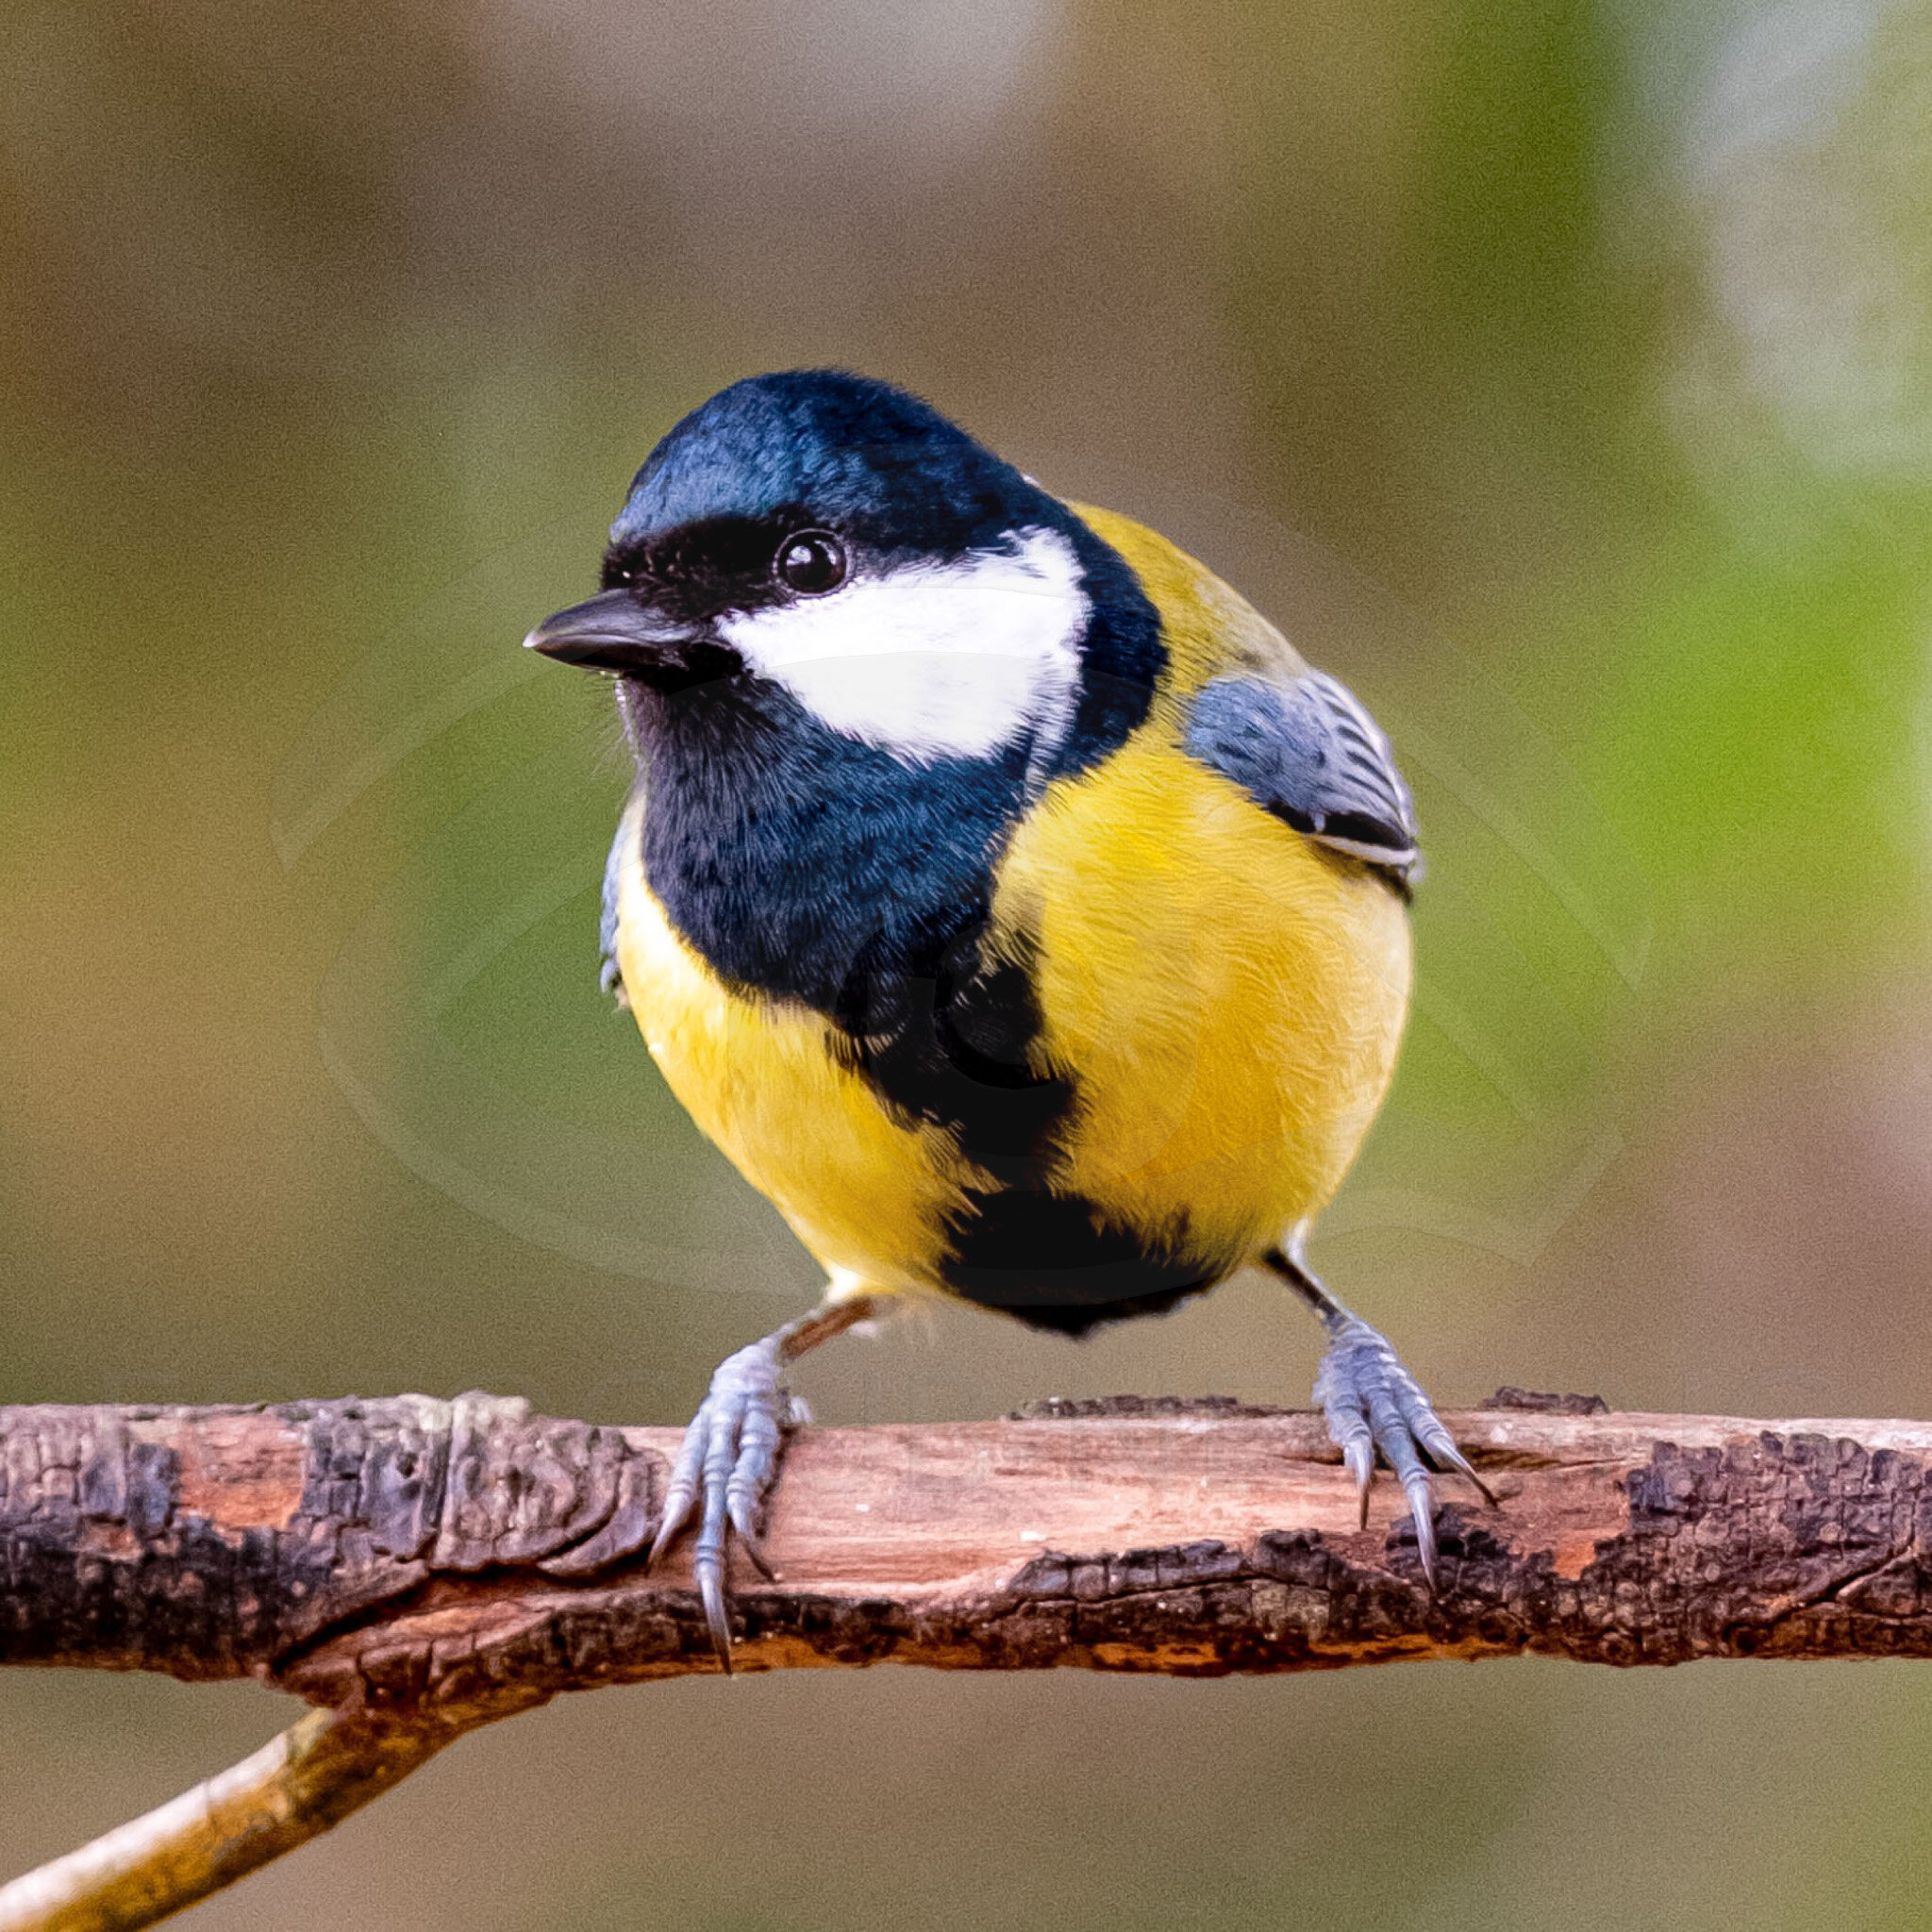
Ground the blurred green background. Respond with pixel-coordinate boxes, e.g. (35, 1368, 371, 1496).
(8, 0, 1932, 1924)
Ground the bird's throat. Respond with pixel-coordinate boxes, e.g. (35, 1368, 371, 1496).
(625, 675, 1026, 1020)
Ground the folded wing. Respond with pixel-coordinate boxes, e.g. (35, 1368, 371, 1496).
(1183, 670, 1420, 891)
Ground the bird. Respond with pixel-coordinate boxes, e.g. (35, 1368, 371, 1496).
(524, 369, 1493, 1662)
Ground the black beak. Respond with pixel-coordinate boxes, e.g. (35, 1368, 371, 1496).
(522, 590, 708, 676)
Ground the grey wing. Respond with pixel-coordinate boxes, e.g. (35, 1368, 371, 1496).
(599, 808, 632, 1007)
(1183, 670, 1421, 889)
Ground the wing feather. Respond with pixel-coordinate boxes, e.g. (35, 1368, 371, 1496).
(599, 805, 633, 1006)
(1183, 670, 1420, 889)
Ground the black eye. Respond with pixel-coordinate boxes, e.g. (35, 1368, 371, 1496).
(774, 529, 846, 595)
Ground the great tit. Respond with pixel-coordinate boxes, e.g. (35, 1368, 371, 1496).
(525, 370, 1492, 1661)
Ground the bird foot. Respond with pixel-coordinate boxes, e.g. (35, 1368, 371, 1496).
(1312, 1313, 1495, 1589)
(648, 1333, 807, 1667)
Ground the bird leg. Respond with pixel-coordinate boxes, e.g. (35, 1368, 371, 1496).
(1262, 1245, 1495, 1588)
(648, 1289, 883, 1667)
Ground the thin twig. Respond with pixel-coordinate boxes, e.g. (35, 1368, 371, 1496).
(0, 1708, 463, 1932)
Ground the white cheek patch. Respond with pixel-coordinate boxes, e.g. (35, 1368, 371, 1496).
(714, 525, 1089, 765)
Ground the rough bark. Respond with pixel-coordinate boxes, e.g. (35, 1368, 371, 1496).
(10, 1391, 1932, 1732)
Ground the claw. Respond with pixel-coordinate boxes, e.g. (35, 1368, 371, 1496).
(1401, 1468, 1439, 1590)
(1337, 1431, 1374, 1525)
(648, 1433, 705, 1569)
(647, 1331, 799, 1663)
(1313, 1312, 1491, 1590)
(725, 1489, 759, 1544)
(1416, 1421, 1500, 1509)
(695, 1549, 732, 1672)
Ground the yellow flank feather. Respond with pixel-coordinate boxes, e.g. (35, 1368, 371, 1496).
(612, 508, 1411, 1299)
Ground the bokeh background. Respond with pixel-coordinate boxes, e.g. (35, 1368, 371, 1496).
(8, 0, 1932, 1924)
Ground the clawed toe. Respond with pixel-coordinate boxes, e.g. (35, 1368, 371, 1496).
(1313, 1314, 1492, 1590)
(649, 1335, 795, 1667)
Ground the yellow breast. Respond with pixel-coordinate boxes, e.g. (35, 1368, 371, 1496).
(988, 733, 1410, 1259)
(611, 802, 973, 1291)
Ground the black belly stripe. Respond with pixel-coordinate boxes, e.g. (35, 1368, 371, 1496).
(829, 915, 1074, 1186)
(936, 1186, 1223, 1335)
(834, 915, 1237, 1323)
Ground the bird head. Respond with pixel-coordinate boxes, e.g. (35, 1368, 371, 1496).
(524, 371, 1160, 772)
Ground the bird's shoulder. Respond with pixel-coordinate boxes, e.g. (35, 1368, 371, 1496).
(1069, 501, 1307, 696)
(1070, 502, 1420, 891)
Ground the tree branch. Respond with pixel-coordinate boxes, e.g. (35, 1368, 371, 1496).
(8, 1390, 1932, 1926)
